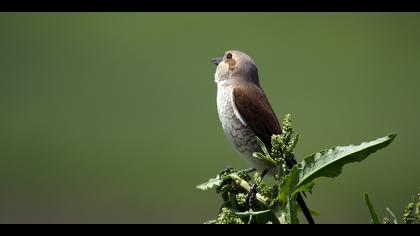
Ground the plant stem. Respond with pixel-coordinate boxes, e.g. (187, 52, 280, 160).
(231, 173, 287, 224)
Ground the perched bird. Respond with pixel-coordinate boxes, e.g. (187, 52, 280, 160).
(212, 50, 314, 224)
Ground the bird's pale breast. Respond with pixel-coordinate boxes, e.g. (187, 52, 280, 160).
(216, 85, 268, 170)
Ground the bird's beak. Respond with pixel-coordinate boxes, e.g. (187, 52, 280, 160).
(211, 57, 223, 65)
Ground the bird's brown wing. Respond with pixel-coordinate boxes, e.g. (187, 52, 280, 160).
(232, 83, 298, 169)
(232, 83, 315, 224)
(231, 83, 282, 150)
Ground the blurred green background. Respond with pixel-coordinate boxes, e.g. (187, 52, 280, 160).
(0, 13, 419, 223)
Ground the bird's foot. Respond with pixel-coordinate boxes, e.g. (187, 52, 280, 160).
(246, 183, 258, 206)
(246, 168, 269, 205)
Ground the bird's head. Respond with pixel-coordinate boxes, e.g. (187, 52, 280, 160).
(212, 50, 260, 86)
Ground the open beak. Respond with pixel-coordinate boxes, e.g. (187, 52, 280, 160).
(211, 57, 223, 65)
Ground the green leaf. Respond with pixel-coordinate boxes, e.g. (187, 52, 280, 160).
(256, 136, 270, 157)
(365, 193, 380, 224)
(279, 134, 396, 224)
(284, 193, 299, 224)
(280, 134, 397, 200)
(196, 175, 221, 191)
(252, 152, 276, 166)
(386, 207, 398, 224)
(309, 208, 320, 217)
(287, 134, 299, 153)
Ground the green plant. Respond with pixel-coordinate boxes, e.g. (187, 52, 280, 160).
(197, 114, 397, 224)
(365, 192, 420, 224)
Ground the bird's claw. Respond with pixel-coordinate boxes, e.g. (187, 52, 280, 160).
(246, 183, 258, 205)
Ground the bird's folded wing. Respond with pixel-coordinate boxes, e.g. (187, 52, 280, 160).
(232, 83, 314, 223)
(231, 83, 282, 150)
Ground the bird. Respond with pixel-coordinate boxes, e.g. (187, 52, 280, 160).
(211, 49, 315, 224)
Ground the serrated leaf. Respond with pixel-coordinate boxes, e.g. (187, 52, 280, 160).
(280, 134, 396, 200)
(386, 207, 398, 224)
(365, 193, 380, 224)
(196, 175, 221, 191)
(279, 134, 397, 223)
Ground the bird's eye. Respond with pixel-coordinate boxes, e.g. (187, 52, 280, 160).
(226, 53, 232, 60)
